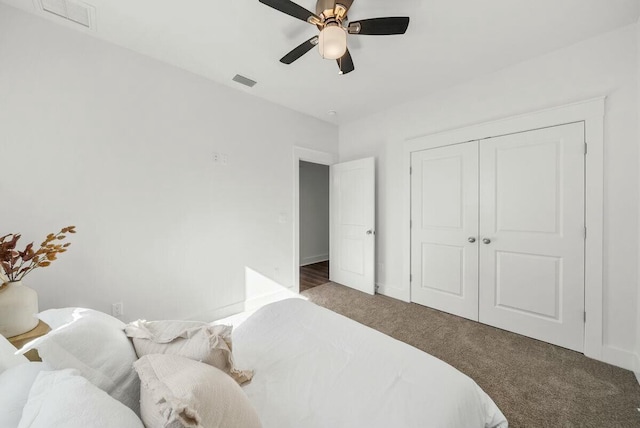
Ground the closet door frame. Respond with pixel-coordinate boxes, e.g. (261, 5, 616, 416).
(403, 97, 606, 365)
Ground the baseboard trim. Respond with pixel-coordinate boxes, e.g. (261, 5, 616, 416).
(244, 287, 303, 312)
(600, 345, 639, 372)
(300, 254, 329, 266)
(376, 283, 410, 303)
(191, 288, 305, 322)
(189, 301, 246, 323)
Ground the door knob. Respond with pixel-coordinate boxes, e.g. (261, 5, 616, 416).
(366, 230, 374, 235)
(468, 237, 476, 243)
(482, 238, 492, 244)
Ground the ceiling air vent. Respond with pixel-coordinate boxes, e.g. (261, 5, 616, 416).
(37, 0, 95, 29)
(232, 74, 257, 88)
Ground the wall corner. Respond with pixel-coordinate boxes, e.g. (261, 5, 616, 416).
(636, 16, 640, 384)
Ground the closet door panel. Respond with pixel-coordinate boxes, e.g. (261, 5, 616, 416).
(411, 142, 479, 321)
(478, 122, 585, 352)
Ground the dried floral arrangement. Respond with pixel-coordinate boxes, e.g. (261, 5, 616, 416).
(0, 226, 76, 289)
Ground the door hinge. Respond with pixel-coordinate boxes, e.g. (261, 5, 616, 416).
(410, 274, 413, 282)
(584, 226, 587, 239)
(584, 311, 586, 323)
(584, 143, 588, 155)
(410, 220, 413, 229)
(410, 166, 413, 175)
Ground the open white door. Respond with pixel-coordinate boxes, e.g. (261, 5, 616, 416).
(330, 157, 376, 295)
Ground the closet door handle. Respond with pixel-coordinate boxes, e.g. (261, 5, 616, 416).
(468, 237, 476, 243)
(482, 238, 492, 245)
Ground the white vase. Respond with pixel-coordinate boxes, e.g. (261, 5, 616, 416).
(0, 281, 39, 337)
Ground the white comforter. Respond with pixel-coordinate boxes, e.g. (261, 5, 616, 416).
(232, 298, 507, 428)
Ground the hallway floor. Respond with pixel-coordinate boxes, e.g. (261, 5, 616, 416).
(300, 261, 329, 292)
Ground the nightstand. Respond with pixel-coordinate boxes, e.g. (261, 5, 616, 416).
(8, 321, 51, 361)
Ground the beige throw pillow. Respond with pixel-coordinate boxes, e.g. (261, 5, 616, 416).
(124, 320, 253, 384)
(133, 354, 262, 428)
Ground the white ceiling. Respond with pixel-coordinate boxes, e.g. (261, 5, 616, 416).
(3, 0, 639, 124)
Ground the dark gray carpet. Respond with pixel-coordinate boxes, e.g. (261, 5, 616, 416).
(302, 282, 640, 428)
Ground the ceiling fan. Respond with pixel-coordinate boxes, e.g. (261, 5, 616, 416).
(258, 0, 410, 75)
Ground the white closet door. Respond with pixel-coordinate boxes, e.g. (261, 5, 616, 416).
(411, 142, 479, 321)
(330, 157, 376, 295)
(478, 122, 585, 352)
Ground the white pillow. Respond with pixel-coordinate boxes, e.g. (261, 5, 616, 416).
(134, 354, 262, 428)
(125, 320, 253, 384)
(0, 362, 50, 427)
(37, 307, 122, 330)
(18, 369, 144, 428)
(19, 308, 140, 414)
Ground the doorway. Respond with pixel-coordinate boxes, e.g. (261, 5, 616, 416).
(293, 147, 376, 296)
(299, 160, 331, 292)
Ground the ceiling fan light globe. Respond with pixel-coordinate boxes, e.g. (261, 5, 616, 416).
(318, 25, 347, 60)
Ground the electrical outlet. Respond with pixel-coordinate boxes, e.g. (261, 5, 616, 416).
(213, 153, 220, 164)
(221, 154, 228, 165)
(112, 302, 124, 318)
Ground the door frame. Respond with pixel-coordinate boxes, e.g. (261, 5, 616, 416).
(293, 146, 338, 294)
(403, 97, 608, 364)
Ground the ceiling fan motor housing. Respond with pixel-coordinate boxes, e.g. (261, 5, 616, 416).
(316, 0, 341, 20)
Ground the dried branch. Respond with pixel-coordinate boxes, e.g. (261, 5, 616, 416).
(0, 226, 76, 286)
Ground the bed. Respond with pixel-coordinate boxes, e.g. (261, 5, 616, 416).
(1, 298, 507, 428)
(231, 298, 507, 428)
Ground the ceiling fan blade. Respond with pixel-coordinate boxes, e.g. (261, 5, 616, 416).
(337, 49, 355, 75)
(348, 17, 410, 35)
(280, 36, 319, 64)
(258, 0, 321, 24)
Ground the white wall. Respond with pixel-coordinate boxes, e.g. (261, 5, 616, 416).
(0, 4, 338, 322)
(299, 161, 330, 266)
(340, 24, 639, 370)
(636, 17, 640, 379)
